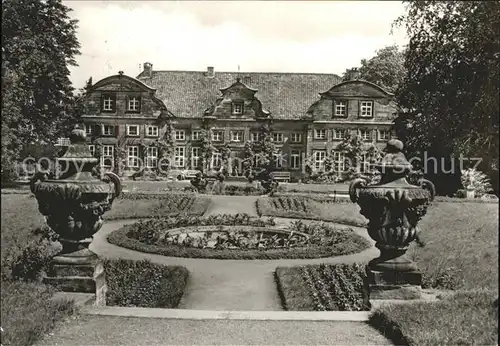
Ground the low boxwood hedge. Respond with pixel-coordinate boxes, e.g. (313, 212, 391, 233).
(104, 258, 189, 308)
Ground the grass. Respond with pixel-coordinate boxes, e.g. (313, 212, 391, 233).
(369, 290, 498, 346)
(275, 264, 368, 312)
(408, 201, 498, 290)
(107, 223, 370, 260)
(104, 259, 189, 308)
(256, 196, 367, 227)
(1, 281, 76, 346)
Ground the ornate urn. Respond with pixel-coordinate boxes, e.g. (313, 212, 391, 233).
(349, 139, 435, 300)
(30, 125, 121, 303)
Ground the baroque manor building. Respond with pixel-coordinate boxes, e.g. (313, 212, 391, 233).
(80, 63, 398, 181)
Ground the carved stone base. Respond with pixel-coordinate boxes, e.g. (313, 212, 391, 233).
(364, 266, 422, 303)
(368, 249, 418, 272)
(44, 249, 107, 306)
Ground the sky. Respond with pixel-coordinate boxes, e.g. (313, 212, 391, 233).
(63, 1, 409, 88)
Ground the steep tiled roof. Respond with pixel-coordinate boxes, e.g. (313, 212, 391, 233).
(137, 70, 341, 119)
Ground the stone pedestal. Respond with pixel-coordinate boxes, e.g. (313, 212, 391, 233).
(43, 248, 107, 306)
(364, 266, 422, 303)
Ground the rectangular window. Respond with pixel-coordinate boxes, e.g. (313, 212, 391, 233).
(128, 97, 141, 112)
(212, 130, 224, 142)
(273, 153, 283, 168)
(174, 147, 185, 167)
(290, 150, 301, 170)
(378, 130, 390, 141)
(272, 132, 284, 143)
(232, 102, 243, 115)
(146, 147, 158, 168)
(174, 130, 186, 141)
(250, 132, 260, 142)
(127, 146, 139, 168)
(211, 152, 222, 168)
(192, 131, 201, 140)
(230, 130, 244, 142)
(332, 151, 345, 173)
(102, 125, 114, 136)
(359, 129, 372, 141)
(314, 129, 327, 139)
(290, 133, 302, 143)
(360, 153, 371, 173)
(332, 129, 346, 140)
(127, 125, 139, 136)
(334, 100, 347, 117)
(88, 145, 96, 157)
(360, 101, 373, 117)
(191, 147, 200, 168)
(85, 124, 94, 135)
(313, 150, 326, 170)
(102, 145, 114, 168)
(146, 125, 159, 137)
(102, 95, 115, 112)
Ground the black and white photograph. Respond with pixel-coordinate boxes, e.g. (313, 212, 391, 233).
(1, 1, 498, 345)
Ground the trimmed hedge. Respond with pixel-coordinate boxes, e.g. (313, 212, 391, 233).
(275, 263, 369, 311)
(107, 214, 371, 260)
(104, 258, 189, 308)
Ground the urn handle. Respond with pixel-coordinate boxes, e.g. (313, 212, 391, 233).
(349, 178, 368, 203)
(103, 171, 122, 198)
(418, 178, 436, 202)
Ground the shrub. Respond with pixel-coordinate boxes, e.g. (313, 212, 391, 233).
(3, 226, 62, 282)
(104, 259, 189, 308)
(461, 168, 493, 196)
(275, 263, 369, 311)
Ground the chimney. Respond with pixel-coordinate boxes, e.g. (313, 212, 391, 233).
(206, 66, 215, 78)
(143, 62, 153, 78)
(344, 67, 361, 81)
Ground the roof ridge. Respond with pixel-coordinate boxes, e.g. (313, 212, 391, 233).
(149, 70, 341, 77)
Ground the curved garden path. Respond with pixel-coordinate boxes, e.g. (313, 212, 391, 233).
(91, 195, 377, 311)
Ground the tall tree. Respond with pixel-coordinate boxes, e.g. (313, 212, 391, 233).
(394, 1, 499, 194)
(357, 45, 406, 93)
(2, 0, 81, 163)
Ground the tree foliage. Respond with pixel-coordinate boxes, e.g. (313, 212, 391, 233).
(2, 0, 81, 176)
(394, 1, 499, 192)
(358, 45, 406, 93)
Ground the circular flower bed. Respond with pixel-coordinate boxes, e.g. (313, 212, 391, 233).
(107, 214, 371, 260)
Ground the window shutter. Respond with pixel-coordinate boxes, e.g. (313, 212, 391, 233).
(332, 99, 337, 118)
(125, 95, 130, 112)
(111, 95, 117, 112)
(115, 125, 119, 136)
(345, 100, 349, 117)
(138, 96, 142, 112)
(95, 124, 101, 136)
(357, 100, 361, 117)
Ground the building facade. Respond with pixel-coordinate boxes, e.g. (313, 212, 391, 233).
(80, 64, 398, 180)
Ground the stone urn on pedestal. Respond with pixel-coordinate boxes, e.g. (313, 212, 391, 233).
(30, 125, 122, 306)
(349, 139, 435, 301)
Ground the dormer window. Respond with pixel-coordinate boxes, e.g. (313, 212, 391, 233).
(102, 94, 116, 112)
(334, 100, 348, 117)
(128, 96, 141, 112)
(360, 101, 373, 117)
(232, 102, 244, 115)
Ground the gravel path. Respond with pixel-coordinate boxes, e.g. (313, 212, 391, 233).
(37, 315, 391, 346)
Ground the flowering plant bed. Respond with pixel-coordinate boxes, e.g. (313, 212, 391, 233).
(275, 263, 369, 311)
(256, 196, 367, 227)
(107, 214, 370, 260)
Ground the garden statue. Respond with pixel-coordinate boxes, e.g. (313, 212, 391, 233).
(30, 125, 122, 305)
(349, 139, 435, 300)
(190, 172, 208, 193)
